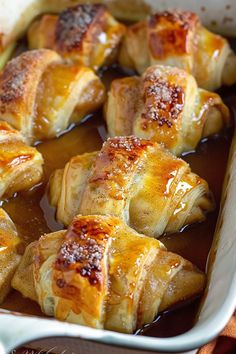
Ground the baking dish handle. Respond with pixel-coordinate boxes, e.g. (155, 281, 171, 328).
(0, 310, 74, 354)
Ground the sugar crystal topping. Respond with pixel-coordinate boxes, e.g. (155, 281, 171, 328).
(142, 72, 184, 128)
(55, 216, 112, 286)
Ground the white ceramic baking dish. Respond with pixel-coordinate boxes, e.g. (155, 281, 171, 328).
(0, 1, 236, 353)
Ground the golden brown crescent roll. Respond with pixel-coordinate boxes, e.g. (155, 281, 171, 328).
(1, 2, 234, 70)
(119, 10, 236, 90)
(12, 214, 205, 333)
(0, 121, 43, 199)
(28, 4, 126, 70)
(48, 136, 213, 237)
(0, 208, 21, 303)
(0, 49, 105, 143)
(105, 65, 230, 155)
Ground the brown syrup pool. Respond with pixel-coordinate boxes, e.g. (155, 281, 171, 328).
(0, 64, 235, 338)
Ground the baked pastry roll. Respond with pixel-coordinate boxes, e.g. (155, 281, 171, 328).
(105, 65, 230, 156)
(0, 121, 43, 199)
(12, 214, 205, 333)
(49, 136, 213, 237)
(0, 49, 105, 143)
(119, 10, 236, 90)
(0, 208, 21, 303)
(28, 4, 126, 70)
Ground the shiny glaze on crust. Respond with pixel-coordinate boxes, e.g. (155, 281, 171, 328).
(88, 136, 153, 200)
(0, 62, 234, 337)
(0, 121, 43, 199)
(28, 4, 126, 72)
(1, 152, 33, 169)
(148, 11, 198, 60)
(106, 65, 230, 156)
(26, 214, 205, 334)
(0, 50, 59, 108)
(149, 10, 198, 29)
(55, 4, 106, 52)
(0, 121, 22, 139)
(142, 71, 184, 128)
(54, 215, 113, 287)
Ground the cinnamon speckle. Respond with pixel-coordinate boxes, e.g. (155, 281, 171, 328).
(150, 10, 198, 31)
(55, 4, 105, 51)
(0, 55, 29, 105)
(55, 216, 111, 286)
(88, 136, 153, 200)
(142, 72, 184, 128)
(0, 50, 56, 109)
(148, 10, 198, 59)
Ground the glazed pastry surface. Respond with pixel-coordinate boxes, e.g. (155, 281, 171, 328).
(12, 214, 205, 333)
(28, 4, 126, 70)
(105, 65, 230, 155)
(0, 208, 21, 304)
(0, 49, 105, 143)
(119, 10, 236, 90)
(0, 121, 43, 198)
(0, 3, 233, 337)
(49, 136, 214, 237)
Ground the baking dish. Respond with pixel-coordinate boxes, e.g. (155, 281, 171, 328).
(0, 0, 236, 353)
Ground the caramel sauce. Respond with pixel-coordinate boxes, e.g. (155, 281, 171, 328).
(0, 63, 235, 338)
